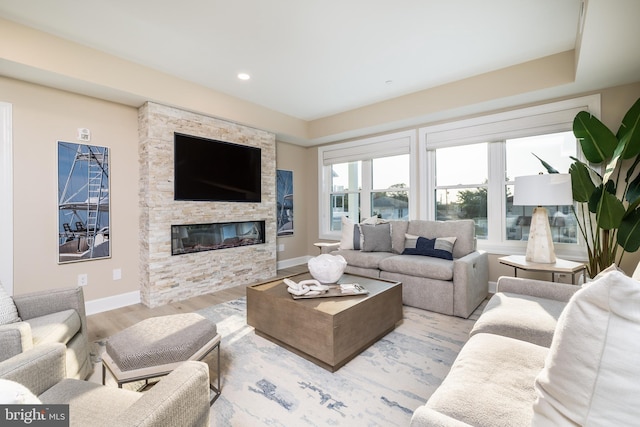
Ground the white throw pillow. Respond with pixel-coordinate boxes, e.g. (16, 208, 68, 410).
(532, 269, 640, 426)
(0, 379, 41, 404)
(339, 216, 356, 250)
(0, 281, 20, 325)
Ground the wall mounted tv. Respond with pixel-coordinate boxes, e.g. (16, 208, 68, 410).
(174, 133, 261, 202)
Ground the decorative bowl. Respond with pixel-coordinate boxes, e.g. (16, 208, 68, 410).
(307, 254, 347, 284)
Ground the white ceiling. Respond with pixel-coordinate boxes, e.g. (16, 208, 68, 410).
(0, 0, 639, 127)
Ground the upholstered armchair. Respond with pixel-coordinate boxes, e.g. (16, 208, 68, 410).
(0, 343, 211, 427)
(0, 286, 92, 379)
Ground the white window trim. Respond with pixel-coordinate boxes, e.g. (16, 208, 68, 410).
(0, 102, 13, 294)
(418, 94, 601, 260)
(318, 130, 418, 240)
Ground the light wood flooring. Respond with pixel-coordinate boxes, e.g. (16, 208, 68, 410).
(87, 265, 307, 343)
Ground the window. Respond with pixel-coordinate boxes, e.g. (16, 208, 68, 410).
(420, 94, 601, 258)
(318, 131, 416, 238)
(505, 132, 578, 245)
(435, 143, 488, 239)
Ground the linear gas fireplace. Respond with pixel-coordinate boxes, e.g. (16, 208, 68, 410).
(171, 221, 266, 255)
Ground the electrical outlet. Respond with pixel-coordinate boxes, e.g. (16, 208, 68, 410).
(113, 268, 122, 280)
(278, 244, 285, 252)
(78, 274, 88, 287)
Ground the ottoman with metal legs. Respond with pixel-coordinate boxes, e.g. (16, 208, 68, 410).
(102, 313, 221, 404)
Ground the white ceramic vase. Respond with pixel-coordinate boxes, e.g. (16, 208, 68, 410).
(307, 254, 347, 284)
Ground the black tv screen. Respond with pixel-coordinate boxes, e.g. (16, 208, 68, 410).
(174, 133, 261, 202)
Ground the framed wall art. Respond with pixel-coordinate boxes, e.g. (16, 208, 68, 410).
(57, 141, 111, 263)
(276, 169, 293, 236)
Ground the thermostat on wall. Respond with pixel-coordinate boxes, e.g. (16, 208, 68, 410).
(77, 128, 91, 142)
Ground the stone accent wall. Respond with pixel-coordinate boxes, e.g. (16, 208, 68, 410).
(138, 102, 277, 307)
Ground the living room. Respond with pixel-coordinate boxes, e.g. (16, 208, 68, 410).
(1, 1, 640, 425)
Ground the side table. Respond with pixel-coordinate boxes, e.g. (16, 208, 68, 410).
(499, 255, 587, 285)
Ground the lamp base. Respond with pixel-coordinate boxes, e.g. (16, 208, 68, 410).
(525, 206, 556, 264)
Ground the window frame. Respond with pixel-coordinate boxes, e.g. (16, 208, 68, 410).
(318, 130, 418, 239)
(419, 95, 601, 260)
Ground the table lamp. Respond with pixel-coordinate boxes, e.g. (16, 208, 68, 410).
(513, 173, 573, 263)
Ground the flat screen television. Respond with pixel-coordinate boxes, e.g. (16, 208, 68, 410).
(174, 133, 261, 202)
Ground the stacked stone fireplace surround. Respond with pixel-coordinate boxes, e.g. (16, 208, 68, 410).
(139, 102, 277, 308)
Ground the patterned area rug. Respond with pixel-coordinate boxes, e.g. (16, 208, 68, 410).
(199, 297, 478, 426)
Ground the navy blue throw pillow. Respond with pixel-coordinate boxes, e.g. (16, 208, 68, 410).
(402, 237, 453, 260)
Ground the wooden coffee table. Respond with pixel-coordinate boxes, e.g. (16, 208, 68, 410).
(246, 272, 402, 372)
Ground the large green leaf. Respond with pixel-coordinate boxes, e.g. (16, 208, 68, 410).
(569, 161, 597, 203)
(603, 139, 627, 183)
(618, 208, 640, 252)
(532, 153, 559, 173)
(617, 97, 640, 159)
(573, 111, 618, 163)
(627, 169, 640, 203)
(595, 189, 625, 230)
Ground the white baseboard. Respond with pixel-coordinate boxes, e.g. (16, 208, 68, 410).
(85, 291, 141, 316)
(489, 281, 497, 294)
(277, 255, 311, 270)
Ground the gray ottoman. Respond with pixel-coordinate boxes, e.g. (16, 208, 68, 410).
(102, 313, 221, 403)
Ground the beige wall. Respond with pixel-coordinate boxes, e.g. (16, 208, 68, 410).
(275, 142, 311, 261)
(1, 76, 140, 300)
(3, 66, 640, 305)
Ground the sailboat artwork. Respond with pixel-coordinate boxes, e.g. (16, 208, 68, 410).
(57, 141, 111, 263)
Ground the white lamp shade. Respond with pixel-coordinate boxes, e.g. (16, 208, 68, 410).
(513, 174, 572, 206)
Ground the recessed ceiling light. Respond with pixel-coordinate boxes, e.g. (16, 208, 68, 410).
(238, 73, 251, 81)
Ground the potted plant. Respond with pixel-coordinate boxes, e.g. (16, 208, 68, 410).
(538, 97, 640, 278)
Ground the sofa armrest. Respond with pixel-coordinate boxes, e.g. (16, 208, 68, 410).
(496, 276, 579, 302)
(13, 287, 88, 337)
(114, 361, 211, 427)
(452, 251, 489, 318)
(0, 322, 33, 362)
(0, 343, 66, 396)
(410, 406, 474, 427)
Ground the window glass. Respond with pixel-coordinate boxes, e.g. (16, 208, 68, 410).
(330, 194, 360, 231)
(436, 144, 487, 186)
(371, 154, 410, 220)
(505, 131, 577, 243)
(506, 132, 576, 178)
(330, 161, 362, 231)
(435, 143, 488, 239)
(372, 155, 409, 189)
(372, 191, 409, 220)
(331, 162, 361, 192)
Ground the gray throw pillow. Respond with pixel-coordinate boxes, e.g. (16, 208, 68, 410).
(360, 223, 392, 252)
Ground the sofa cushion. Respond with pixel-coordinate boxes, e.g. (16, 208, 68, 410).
(469, 292, 567, 347)
(379, 254, 454, 281)
(532, 269, 640, 426)
(333, 249, 394, 269)
(402, 236, 455, 260)
(407, 220, 475, 259)
(28, 309, 81, 346)
(360, 223, 392, 252)
(416, 333, 548, 427)
(0, 283, 20, 325)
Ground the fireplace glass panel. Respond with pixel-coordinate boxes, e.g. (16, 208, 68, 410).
(171, 221, 265, 255)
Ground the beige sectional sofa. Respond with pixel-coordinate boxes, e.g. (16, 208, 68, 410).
(331, 219, 489, 318)
(411, 267, 640, 426)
